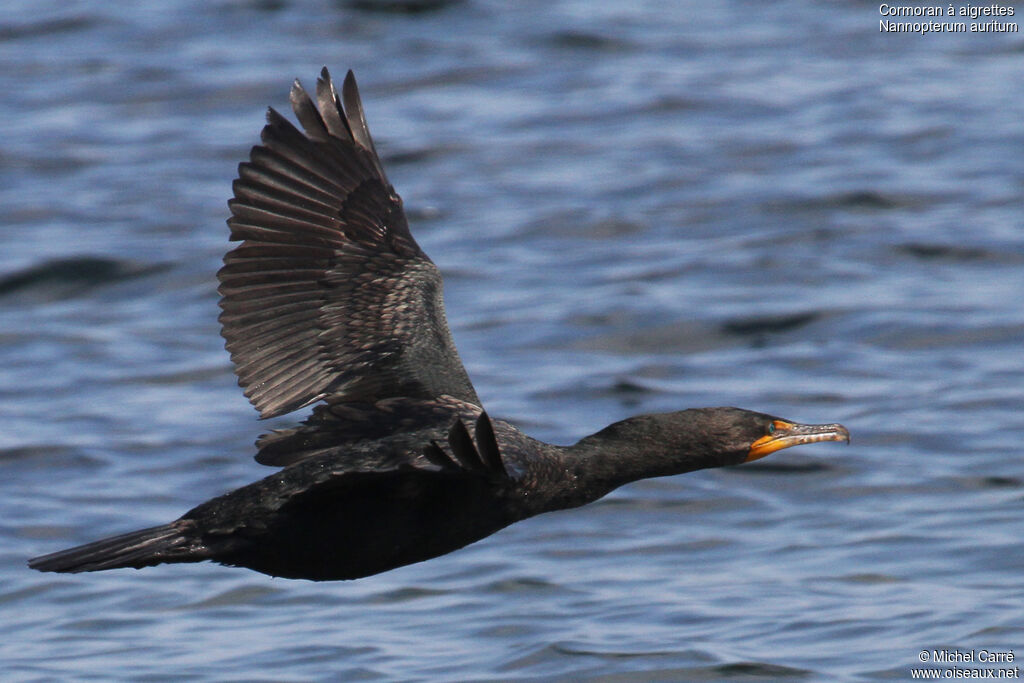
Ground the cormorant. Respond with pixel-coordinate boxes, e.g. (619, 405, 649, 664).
(29, 69, 849, 581)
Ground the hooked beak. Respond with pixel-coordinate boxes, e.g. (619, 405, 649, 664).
(746, 421, 850, 462)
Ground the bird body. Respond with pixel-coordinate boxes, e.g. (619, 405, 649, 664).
(29, 70, 849, 582)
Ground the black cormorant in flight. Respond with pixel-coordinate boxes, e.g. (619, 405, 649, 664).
(29, 69, 849, 581)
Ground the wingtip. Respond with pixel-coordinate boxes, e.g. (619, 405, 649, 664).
(341, 70, 361, 108)
(343, 69, 358, 93)
(316, 68, 335, 95)
(289, 78, 305, 102)
(473, 411, 507, 477)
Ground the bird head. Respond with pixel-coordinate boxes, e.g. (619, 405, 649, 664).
(681, 407, 850, 467)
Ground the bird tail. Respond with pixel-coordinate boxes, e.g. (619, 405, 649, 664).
(28, 522, 203, 574)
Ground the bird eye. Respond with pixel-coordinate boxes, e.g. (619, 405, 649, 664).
(767, 422, 776, 434)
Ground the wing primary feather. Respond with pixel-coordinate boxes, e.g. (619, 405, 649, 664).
(341, 72, 368, 145)
(422, 440, 453, 469)
(473, 412, 506, 477)
(446, 419, 485, 473)
(247, 145, 351, 199)
(289, 79, 329, 142)
(342, 70, 385, 181)
(237, 161, 338, 210)
(316, 68, 354, 142)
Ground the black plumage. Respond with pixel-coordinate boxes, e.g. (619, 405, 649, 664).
(29, 69, 849, 581)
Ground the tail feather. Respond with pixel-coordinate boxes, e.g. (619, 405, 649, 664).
(28, 522, 202, 573)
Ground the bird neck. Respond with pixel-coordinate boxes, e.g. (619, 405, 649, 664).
(562, 413, 728, 500)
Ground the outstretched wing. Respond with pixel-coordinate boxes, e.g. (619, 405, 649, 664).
(247, 396, 510, 480)
(253, 395, 482, 468)
(218, 68, 479, 419)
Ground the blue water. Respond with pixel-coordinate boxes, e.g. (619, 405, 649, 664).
(2, 1, 1023, 680)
